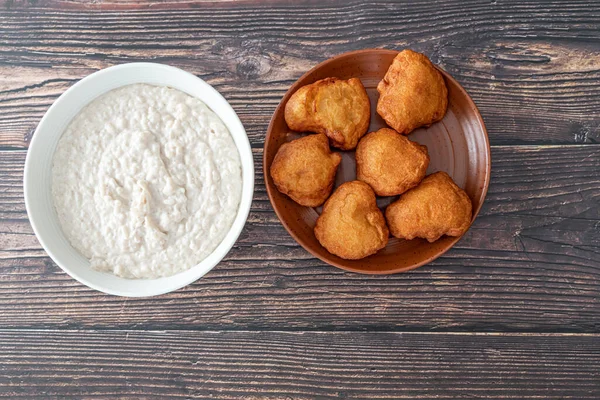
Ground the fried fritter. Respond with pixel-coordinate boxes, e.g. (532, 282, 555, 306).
(285, 77, 370, 150)
(315, 181, 389, 259)
(356, 128, 429, 196)
(270, 133, 342, 207)
(385, 172, 472, 242)
(377, 49, 448, 135)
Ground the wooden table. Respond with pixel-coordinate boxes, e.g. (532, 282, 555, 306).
(1, 0, 599, 398)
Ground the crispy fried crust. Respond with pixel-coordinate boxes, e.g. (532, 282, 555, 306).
(284, 77, 370, 150)
(385, 172, 472, 242)
(314, 181, 389, 259)
(270, 133, 342, 207)
(377, 49, 448, 135)
(356, 128, 429, 196)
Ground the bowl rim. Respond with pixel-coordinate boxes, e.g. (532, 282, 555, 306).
(24, 62, 254, 296)
(263, 48, 491, 275)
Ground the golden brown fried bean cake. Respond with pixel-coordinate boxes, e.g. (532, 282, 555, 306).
(315, 181, 389, 259)
(356, 128, 429, 196)
(385, 172, 472, 242)
(270, 133, 342, 207)
(284, 77, 370, 150)
(377, 49, 448, 135)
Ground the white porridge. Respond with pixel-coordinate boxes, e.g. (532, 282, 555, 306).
(51, 84, 242, 279)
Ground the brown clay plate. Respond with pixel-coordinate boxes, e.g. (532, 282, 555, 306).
(263, 49, 491, 274)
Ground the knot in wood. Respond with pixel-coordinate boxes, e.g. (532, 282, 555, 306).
(236, 57, 270, 80)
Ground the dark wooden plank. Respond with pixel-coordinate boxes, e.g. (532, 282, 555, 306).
(1, 145, 598, 331)
(0, 330, 598, 399)
(1, 0, 600, 148)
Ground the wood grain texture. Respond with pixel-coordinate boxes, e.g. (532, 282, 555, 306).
(0, 330, 598, 399)
(1, 0, 600, 148)
(1, 1, 599, 396)
(1, 145, 598, 331)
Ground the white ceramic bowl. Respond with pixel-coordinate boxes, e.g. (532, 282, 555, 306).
(24, 63, 254, 297)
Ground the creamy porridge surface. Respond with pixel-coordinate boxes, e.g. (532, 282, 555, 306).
(51, 84, 242, 279)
